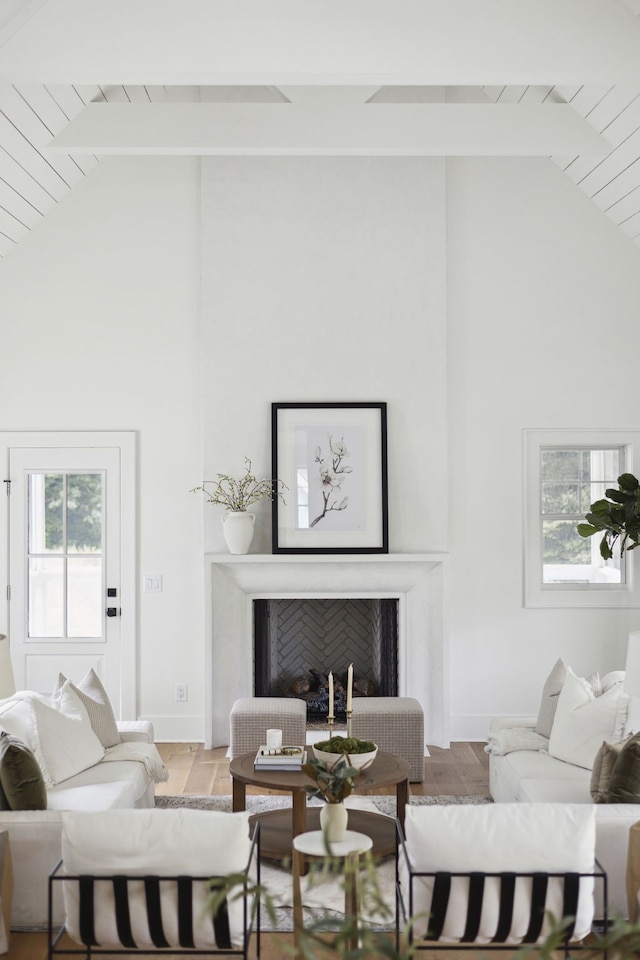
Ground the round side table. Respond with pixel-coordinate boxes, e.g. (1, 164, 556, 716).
(292, 829, 373, 953)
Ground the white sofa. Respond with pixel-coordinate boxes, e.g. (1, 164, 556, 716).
(0, 686, 167, 931)
(489, 712, 640, 919)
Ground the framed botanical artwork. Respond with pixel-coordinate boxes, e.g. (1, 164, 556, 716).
(271, 402, 388, 554)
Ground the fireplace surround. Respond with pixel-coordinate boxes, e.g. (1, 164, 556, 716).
(204, 553, 449, 749)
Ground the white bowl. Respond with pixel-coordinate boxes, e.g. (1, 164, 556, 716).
(312, 744, 378, 771)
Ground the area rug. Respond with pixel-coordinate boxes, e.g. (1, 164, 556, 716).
(154, 793, 492, 933)
(155, 792, 492, 816)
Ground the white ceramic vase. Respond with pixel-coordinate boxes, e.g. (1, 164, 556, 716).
(221, 511, 255, 555)
(320, 802, 348, 842)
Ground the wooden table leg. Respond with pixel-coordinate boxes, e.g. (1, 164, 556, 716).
(396, 776, 409, 828)
(291, 788, 306, 839)
(344, 851, 360, 952)
(0, 833, 12, 956)
(232, 777, 246, 813)
(292, 847, 305, 955)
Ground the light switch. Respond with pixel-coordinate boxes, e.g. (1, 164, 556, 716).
(143, 574, 163, 593)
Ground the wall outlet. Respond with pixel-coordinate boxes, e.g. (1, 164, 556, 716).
(175, 683, 188, 702)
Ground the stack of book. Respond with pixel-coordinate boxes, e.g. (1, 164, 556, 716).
(254, 746, 307, 771)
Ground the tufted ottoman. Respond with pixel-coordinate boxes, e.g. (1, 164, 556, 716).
(229, 697, 307, 758)
(350, 697, 425, 782)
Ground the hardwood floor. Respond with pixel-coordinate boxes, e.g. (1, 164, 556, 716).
(153, 741, 490, 799)
(6, 741, 490, 960)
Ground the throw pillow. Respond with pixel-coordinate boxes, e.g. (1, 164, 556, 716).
(590, 734, 633, 802)
(535, 659, 570, 738)
(0, 691, 53, 781)
(548, 669, 628, 770)
(607, 732, 640, 802)
(0, 731, 47, 809)
(33, 684, 104, 785)
(53, 670, 121, 748)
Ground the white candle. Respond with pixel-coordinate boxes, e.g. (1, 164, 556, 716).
(266, 729, 282, 751)
(346, 663, 353, 712)
(328, 671, 334, 720)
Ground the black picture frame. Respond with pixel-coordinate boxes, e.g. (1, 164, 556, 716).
(271, 402, 388, 554)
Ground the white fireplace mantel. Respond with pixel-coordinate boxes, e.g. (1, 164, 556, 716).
(204, 553, 449, 749)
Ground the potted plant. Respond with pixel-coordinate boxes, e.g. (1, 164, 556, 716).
(302, 755, 360, 842)
(192, 458, 286, 555)
(577, 472, 640, 559)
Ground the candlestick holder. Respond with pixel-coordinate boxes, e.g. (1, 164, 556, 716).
(346, 709, 352, 738)
(327, 716, 335, 738)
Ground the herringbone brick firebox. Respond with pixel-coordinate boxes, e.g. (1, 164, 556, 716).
(253, 597, 398, 718)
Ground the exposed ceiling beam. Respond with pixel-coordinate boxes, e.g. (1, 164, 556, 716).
(2, 0, 640, 86)
(48, 103, 609, 157)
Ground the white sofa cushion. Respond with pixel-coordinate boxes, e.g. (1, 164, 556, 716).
(402, 803, 597, 943)
(34, 686, 104, 785)
(53, 670, 121, 748)
(535, 659, 569, 737)
(548, 669, 627, 770)
(0, 693, 50, 779)
(61, 809, 253, 948)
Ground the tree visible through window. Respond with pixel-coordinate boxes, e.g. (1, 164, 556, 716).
(541, 448, 622, 584)
(43, 474, 103, 552)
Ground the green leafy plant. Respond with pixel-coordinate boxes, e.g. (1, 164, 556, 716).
(577, 472, 640, 559)
(191, 457, 287, 513)
(314, 735, 376, 755)
(302, 755, 360, 804)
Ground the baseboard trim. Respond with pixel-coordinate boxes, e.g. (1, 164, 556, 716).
(450, 715, 499, 742)
(142, 715, 205, 743)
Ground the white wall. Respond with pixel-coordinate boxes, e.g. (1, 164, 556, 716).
(200, 157, 448, 555)
(0, 156, 205, 740)
(2, 148, 640, 743)
(447, 156, 640, 738)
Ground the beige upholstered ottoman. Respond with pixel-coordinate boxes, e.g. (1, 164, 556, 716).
(350, 696, 425, 782)
(229, 697, 307, 758)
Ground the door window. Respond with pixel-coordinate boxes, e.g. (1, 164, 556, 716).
(28, 472, 104, 639)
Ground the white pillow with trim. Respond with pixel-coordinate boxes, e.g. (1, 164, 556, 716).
(34, 683, 104, 785)
(52, 670, 121, 748)
(548, 669, 628, 770)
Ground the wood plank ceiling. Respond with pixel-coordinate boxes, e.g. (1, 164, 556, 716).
(0, 84, 196, 258)
(1, 1, 640, 258)
(482, 79, 640, 246)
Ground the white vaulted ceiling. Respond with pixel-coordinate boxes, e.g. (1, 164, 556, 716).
(1, 0, 640, 257)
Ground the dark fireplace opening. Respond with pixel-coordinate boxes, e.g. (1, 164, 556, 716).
(253, 598, 398, 720)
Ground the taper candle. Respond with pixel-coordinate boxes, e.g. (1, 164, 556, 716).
(328, 671, 334, 720)
(346, 662, 353, 712)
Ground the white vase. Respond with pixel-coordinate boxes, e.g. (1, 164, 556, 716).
(221, 511, 255, 555)
(320, 802, 348, 842)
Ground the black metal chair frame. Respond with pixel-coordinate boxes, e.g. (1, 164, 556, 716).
(395, 820, 608, 956)
(47, 823, 260, 959)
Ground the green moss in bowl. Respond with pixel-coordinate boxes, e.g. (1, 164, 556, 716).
(313, 736, 378, 770)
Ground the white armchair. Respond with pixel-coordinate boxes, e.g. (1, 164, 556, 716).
(49, 808, 260, 958)
(397, 803, 606, 952)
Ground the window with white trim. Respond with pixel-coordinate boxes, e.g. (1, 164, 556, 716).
(524, 430, 640, 608)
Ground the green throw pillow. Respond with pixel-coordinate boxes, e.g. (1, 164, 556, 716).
(0, 730, 47, 810)
(607, 732, 640, 803)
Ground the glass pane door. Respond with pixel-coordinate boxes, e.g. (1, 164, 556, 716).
(28, 472, 104, 639)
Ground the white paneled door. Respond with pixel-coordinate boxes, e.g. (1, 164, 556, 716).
(0, 433, 136, 718)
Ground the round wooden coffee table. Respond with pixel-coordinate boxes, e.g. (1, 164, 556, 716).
(229, 750, 410, 861)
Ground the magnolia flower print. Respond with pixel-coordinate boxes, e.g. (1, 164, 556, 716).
(310, 434, 353, 527)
